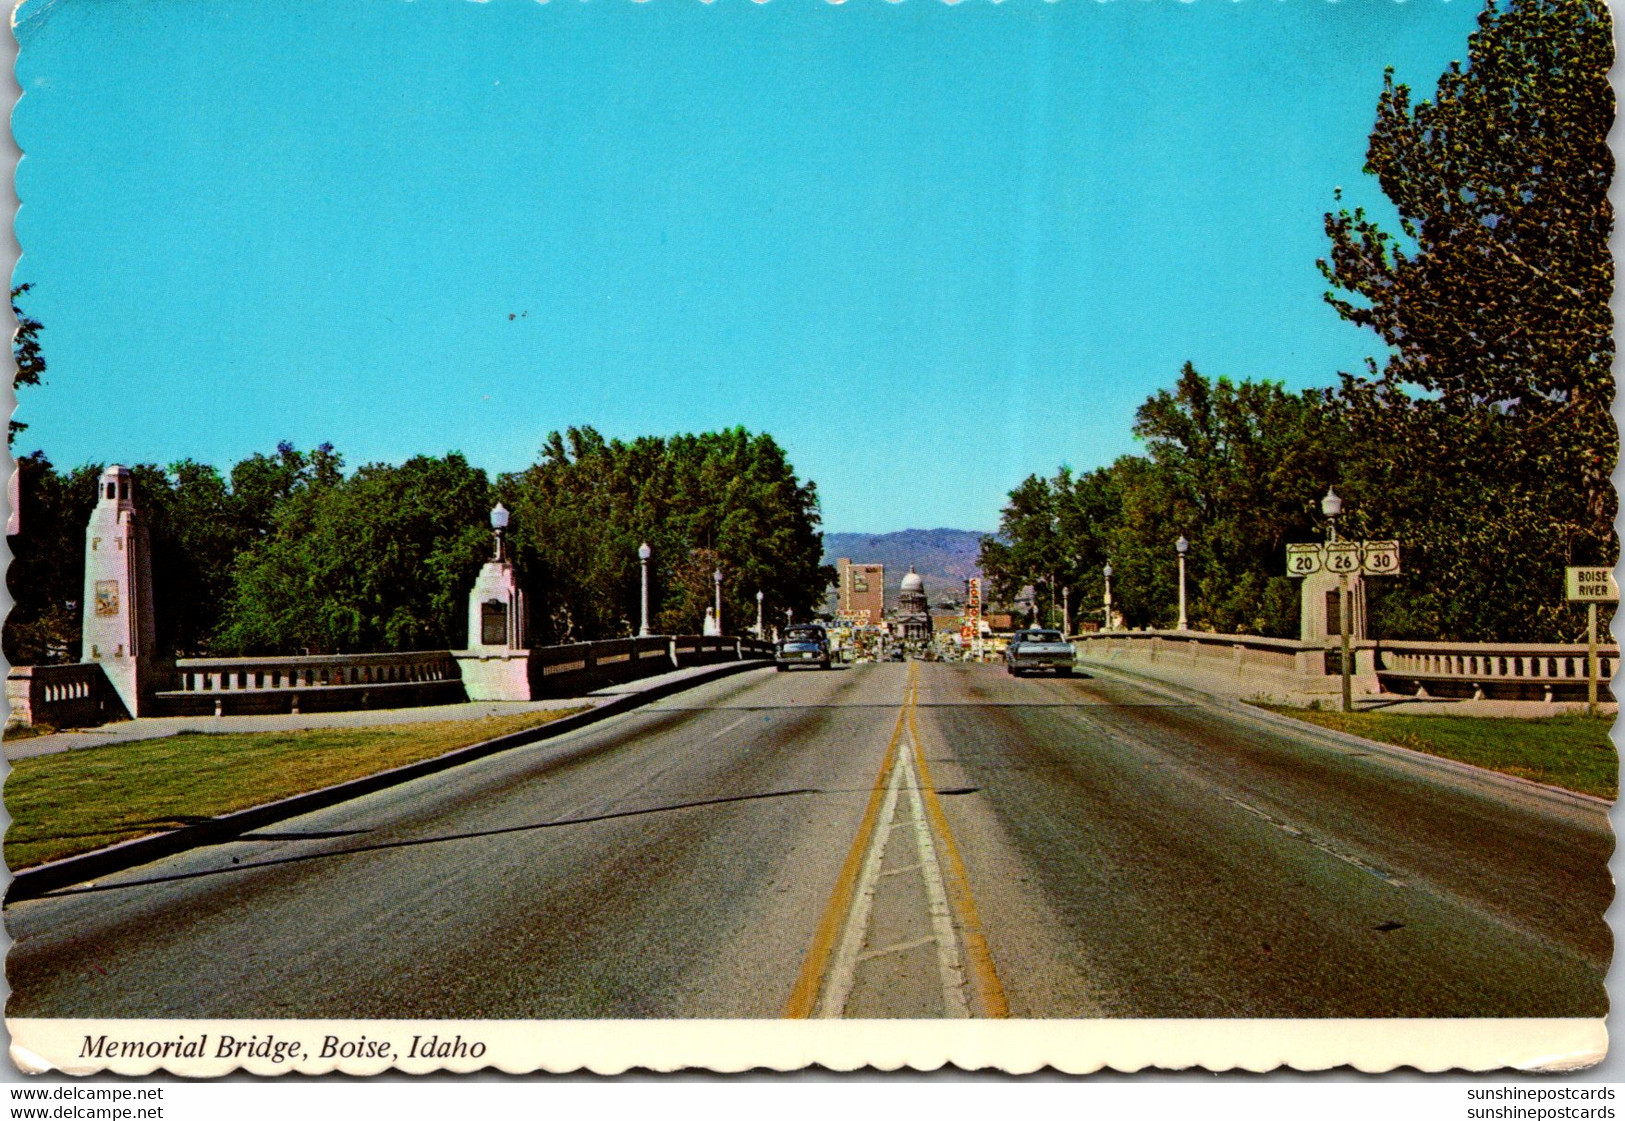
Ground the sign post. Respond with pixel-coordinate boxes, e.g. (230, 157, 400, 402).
(1287, 539, 1401, 711)
(1565, 567, 1619, 716)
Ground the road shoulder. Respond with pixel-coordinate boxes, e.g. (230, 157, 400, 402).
(1075, 659, 1614, 817)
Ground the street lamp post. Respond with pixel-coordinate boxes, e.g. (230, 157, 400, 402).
(490, 502, 509, 561)
(713, 567, 724, 636)
(1062, 584, 1071, 638)
(1323, 488, 1353, 714)
(638, 542, 653, 636)
(1103, 563, 1113, 631)
(756, 590, 764, 639)
(1175, 536, 1189, 631)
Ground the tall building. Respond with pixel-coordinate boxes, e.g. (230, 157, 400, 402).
(836, 557, 885, 625)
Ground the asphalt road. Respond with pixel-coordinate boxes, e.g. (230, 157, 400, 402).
(6, 662, 1611, 1019)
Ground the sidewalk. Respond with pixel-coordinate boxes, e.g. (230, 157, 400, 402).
(4, 661, 763, 762)
(1075, 653, 1616, 719)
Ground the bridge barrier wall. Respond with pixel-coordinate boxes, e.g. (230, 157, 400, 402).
(2, 636, 778, 725)
(153, 650, 467, 717)
(528, 635, 773, 697)
(5, 662, 129, 730)
(1372, 639, 1617, 702)
(1073, 630, 1617, 703)
(1074, 630, 1338, 695)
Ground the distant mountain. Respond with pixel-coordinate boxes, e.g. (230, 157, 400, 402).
(821, 528, 986, 610)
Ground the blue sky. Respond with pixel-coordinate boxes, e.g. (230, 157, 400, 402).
(12, 0, 1484, 532)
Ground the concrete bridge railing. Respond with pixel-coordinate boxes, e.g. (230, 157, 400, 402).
(1074, 629, 1336, 695)
(1073, 629, 1617, 703)
(1372, 639, 1617, 702)
(155, 650, 466, 717)
(28, 635, 779, 722)
(529, 635, 773, 697)
(5, 662, 131, 730)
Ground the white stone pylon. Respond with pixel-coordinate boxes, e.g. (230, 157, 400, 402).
(80, 465, 156, 716)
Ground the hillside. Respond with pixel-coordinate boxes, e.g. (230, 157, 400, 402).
(821, 528, 985, 609)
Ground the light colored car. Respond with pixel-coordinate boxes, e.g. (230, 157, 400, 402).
(1005, 629, 1074, 676)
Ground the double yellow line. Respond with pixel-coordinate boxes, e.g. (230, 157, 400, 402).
(785, 662, 1008, 1019)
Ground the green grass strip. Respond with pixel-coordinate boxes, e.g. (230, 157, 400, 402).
(5, 709, 587, 869)
(1254, 705, 1617, 801)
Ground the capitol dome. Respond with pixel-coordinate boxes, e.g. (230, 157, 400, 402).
(900, 567, 925, 593)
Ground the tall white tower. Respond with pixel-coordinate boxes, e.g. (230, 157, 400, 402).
(81, 465, 156, 716)
(455, 503, 531, 701)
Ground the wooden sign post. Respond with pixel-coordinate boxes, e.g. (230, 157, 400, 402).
(1565, 567, 1619, 716)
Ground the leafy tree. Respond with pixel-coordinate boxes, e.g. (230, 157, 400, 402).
(10, 283, 44, 443)
(986, 367, 1333, 637)
(1125, 364, 1335, 634)
(1319, 0, 1614, 641)
(215, 453, 490, 653)
(3, 452, 98, 665)
(1320, 0, 1611, 413)
(501, 426, 829, 642)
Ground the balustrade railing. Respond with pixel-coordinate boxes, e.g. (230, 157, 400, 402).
(5, 662, 123, 730)
(1073, 629, 1617, 702)
(166, 650, 462, 694)
(9, 635, 778, 727)
(1373, 639, 1617, 702)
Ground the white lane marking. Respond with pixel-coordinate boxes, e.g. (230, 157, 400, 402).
(879, 862, 924, 878)
(857, 936, 939, 963)
(1223, 796, 1405, 887)
(816, 674, 973, 1019)
(900, 744, 972, 1018)
(815, 752, 905, 1018)
(704, 714, 757, 744)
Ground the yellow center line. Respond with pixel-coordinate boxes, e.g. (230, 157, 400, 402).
(783, 665, 912, 1018)
(909, 685, 1010, 1019)
(787, 663, 1009, 1019)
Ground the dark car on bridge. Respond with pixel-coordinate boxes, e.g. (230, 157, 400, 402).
(1005, 629, 1074, 676)
(775, 625, 831, 671)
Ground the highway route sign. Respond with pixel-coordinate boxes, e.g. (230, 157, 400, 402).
(1286, 543, 1322, 576)
(1286, 540, 1401, 578)
(1566, 567, 1619, 602)
(1360, 540, 1400, 575)
(1324, 542, 1360, 575)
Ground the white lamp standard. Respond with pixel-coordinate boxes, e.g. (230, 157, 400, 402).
(1175, 536, 1189, 631)
(1322, 488, 1352, 713)
(1062, 584, 1071, 638)
(1103, 562, 1113, 631)
(490, 502, 510, 561)
(713, 567, 723, 635)
(755, 590, 764, 638)
(638, 542, 653, 636)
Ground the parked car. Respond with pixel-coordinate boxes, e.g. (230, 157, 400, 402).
(776, 625, 831, 671)
(1005, 629, 1074, 676)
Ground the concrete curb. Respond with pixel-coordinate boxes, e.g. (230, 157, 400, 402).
(1077, 658, 1613, 816)
(7, 659, 772, 903)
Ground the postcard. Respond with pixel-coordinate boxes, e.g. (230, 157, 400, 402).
(2, 0, 1614, 1077)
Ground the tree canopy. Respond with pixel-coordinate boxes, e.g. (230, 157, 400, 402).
(7, 430, 830, 662)
(981, 366, 1330, 636)
(988, 0, 1614, 644)
(1317, 0, 1614, 640)
(499, 426, 830, 643)
(10, 283, 45, 443)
